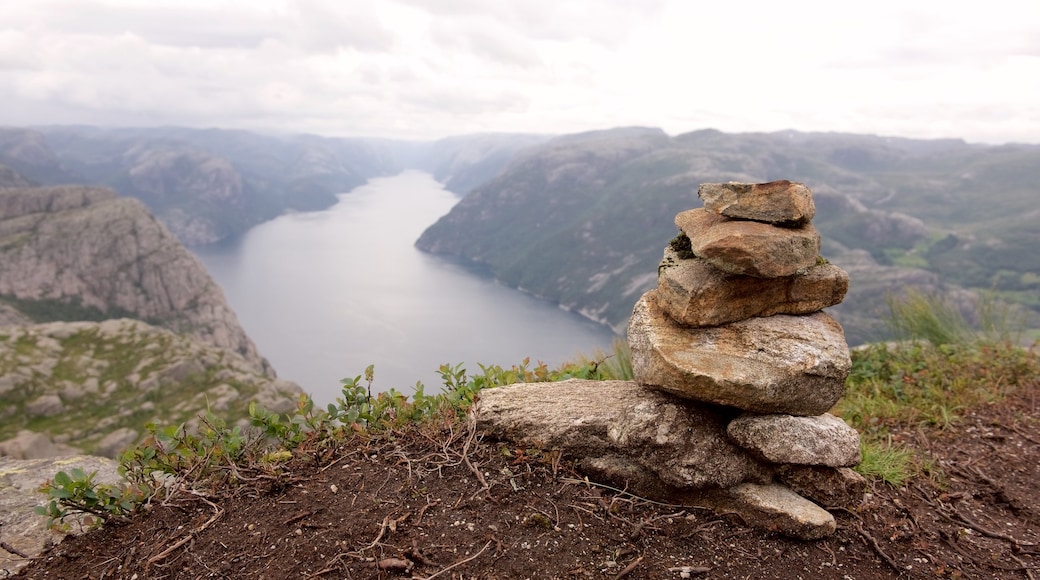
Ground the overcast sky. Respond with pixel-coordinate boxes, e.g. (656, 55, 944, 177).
(2, 0, 1038, 144)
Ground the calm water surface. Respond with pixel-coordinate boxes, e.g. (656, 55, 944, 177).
(195, 171, 617, 404)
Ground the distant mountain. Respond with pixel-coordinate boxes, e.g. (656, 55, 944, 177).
(0, 126, 544, 245)
(417, 128, 1040, 345)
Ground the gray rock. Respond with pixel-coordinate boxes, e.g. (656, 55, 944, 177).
(676, 208, 821, 278)
(475, 379, 770, 494)
(0, 455, 122, 575)
(657, 247, 848, 327)
(698, 181, 816, 225)
(776, 465, 867, 509)
(24, 395, 63, 418)
(0, 430, 78, 459)
(629, 290, 851, 415)
(714, 483, 836, 540)
(727, 413, 862, 467)
(94, 427, 140, 458)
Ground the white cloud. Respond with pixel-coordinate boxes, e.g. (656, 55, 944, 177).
(0, 0, 1037, 143)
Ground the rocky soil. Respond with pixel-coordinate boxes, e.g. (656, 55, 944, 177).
(8, 388, 1038, 580)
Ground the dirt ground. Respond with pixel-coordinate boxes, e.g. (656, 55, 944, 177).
(11, 389, 1040, 580)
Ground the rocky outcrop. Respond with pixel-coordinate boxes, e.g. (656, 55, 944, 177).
(477, 181, 864, 540)
(0, 185, 271, 375)
(0, 319, 302, 459)
(0, 455, 122, 576)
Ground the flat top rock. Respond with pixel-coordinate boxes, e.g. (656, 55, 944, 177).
(698, 181, 816, 225)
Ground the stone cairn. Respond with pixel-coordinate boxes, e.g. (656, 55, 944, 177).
(476, 180, 864, 540)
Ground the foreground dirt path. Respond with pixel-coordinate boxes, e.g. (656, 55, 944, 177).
(13, 390, 1039, 579)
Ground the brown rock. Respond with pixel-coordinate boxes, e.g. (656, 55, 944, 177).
(657, 247, 848, 327)
(628, 290, 851, 415)
(698, 181, 816, 225)
(676, 209, 821, 278)
(776, 465, 867, 509)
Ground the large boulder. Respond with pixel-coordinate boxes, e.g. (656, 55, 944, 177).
(656, 248, 848, 327)
(474, 379, 771, 495)
(628, 290, 851, 416)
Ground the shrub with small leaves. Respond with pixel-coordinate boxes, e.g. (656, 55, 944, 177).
(34, 468, 148, 531)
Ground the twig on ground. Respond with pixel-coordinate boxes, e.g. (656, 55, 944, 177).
(1, 540, 29, 559)
(144, 505, 223, 574)
(854, 521, 902, 574)
(952, 506, 1036, 546)
(614, 555, 643, 579)
(415, 539, 493, 580)
(461, 413, 490, 496)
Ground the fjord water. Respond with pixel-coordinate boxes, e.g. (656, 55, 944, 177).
(195, 171, 617, 405)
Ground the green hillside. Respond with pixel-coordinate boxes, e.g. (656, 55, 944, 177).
(417, 129, 1040, 344)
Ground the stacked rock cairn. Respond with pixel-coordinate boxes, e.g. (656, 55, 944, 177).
(475, 180, 864, 540)
(628, 180, 863, 537)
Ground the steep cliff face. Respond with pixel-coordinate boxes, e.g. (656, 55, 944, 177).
(0, 185, 272, 375)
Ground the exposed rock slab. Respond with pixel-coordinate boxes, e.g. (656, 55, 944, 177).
(629, 290, 851, 415)
(727, 413, 862, 466)
(474, 379, 770, 493)
(698, 181, 815, 225)
(676, 209, 821, 278)
(0, 455, 122, 575)
(657, 247, 848, 327)
(776, 465, 867, 509)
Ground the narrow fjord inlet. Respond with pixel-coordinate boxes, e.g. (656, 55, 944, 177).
(194, 171, 617, 404)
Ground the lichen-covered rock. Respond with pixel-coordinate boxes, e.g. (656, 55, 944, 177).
(629, 290, 851, 415)
(676, 208, 821, 278)
(727, 413, 862, 467)
(657, 247, 848, 327)
(474, 379, 771, 495)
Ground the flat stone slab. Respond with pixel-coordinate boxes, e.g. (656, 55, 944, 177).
(629, 290, 851, 415)
(676, 209, 820, 278)
(714, 483, 836, 540)
(474, 379, 770, 493)
(698, 181, 816, 225)
(727, 413, 862, 467)
(657, 247, 848, 327)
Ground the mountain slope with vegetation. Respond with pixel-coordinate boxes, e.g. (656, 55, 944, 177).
(417, 128, 1040, 345)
